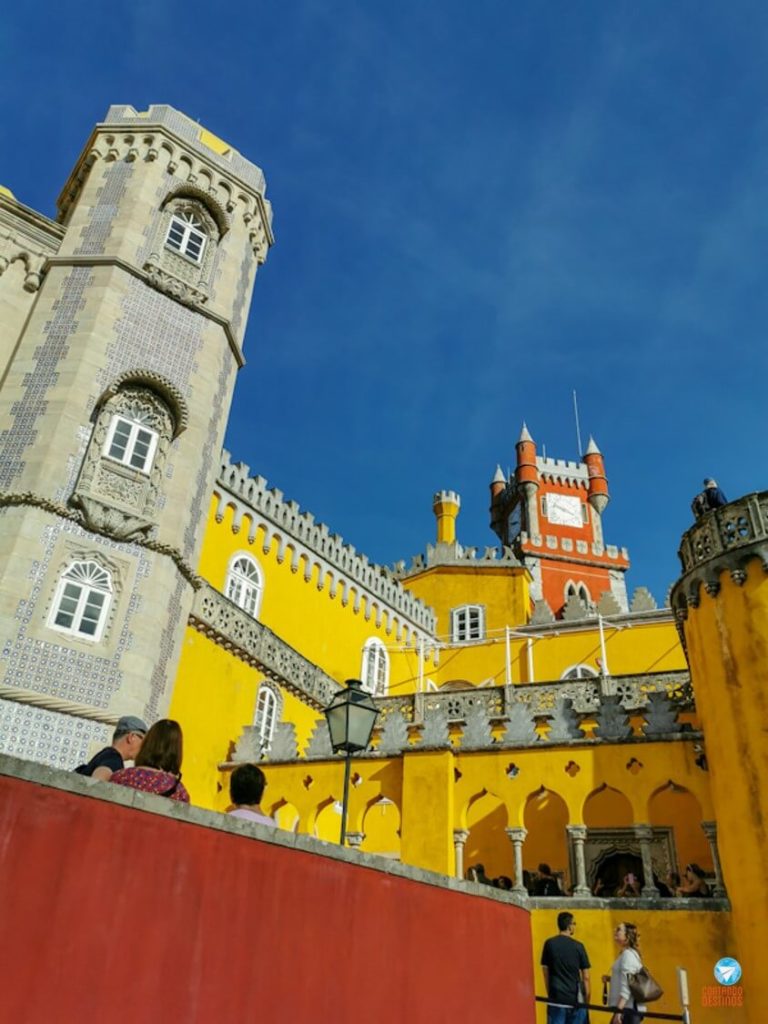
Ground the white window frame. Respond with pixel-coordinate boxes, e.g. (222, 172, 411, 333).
(225, 554, 263, 618)
(451, 604, 485, 643)
(164, 211, 207, 264)
(361, 638, 389, 696)
(103, 414, 159, 475)
(253, 684, 279, 752)
(560, 664, 598, 680)
(49, 561, 112, 642)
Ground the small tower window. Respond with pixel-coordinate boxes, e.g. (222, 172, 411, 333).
(451, 605, 485, 643)
(225, 554, 263, 618)
(50, 561, 112, 642)
(253, 684, 279, 753)
(361, 638, 389, 696)
(165, 211, 207, 263)
(103, 414, 159, 474)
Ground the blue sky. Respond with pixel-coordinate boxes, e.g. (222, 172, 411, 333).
(2, 2, 766, 604)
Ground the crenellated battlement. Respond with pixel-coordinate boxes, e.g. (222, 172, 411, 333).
(215, 451, 437, 638)
(536, 456, 589, 486)
(394, 542, 524, 578)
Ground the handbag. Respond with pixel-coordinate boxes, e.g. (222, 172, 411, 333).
(628, 965, 663, 1003)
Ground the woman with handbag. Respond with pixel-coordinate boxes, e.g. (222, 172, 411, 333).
(604, 922, 645, 1024)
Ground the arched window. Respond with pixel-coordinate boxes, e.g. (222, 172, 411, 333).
(561, 664, 598, 680)
(49, 561, 112, 641)
(565, 582, 591, 608)
(361, 638, 389, 696)
(103, 409, 159, 474)
(578, 584, 591, 606)
(165, 210, 207, 263)
(225, 554, 263, 618)
(451, 604, 485, 642)
(253, 684, 279, 752)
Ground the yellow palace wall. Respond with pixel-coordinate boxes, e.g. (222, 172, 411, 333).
(531, 906, 735, 1024)
(170, 497, 438, 807)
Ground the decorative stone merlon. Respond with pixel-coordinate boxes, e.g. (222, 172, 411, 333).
(215, 451, 437, 638)
(671, 492, 768, 619)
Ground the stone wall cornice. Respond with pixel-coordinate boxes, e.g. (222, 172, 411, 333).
(57, 115, 273, 262)
(0, 194, 65, 247)
(43, 256, 245, 367)
(214, 452, 437, 639)
(671, 493, 768, 619)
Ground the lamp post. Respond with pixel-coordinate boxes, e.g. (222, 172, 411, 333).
(324, 679, 380, 845)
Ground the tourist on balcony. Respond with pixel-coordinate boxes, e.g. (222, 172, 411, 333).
(534, 863, 562, 897)
(110, 719, 190, 803)
(74, 715, 147, 782)
(227, 763, 276, 826)
(541, 911, 591, 1024)
(691, 478, 728, 519)
(604, 922, 646, 1023)
(676, 863, 710, 897)
(616, 873, 641, 898)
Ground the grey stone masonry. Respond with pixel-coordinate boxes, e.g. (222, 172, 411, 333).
(0, 106, 273, 755)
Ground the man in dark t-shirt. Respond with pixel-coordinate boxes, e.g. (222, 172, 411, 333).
(74, 715, 147, 781)
(541, 911, 591, 1024)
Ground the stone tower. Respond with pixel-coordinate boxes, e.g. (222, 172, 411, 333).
(0, 105, 273, 766)
(489, 424, 629, 616)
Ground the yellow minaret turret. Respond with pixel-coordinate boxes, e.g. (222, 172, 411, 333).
(671, 491, 768, 1021)
(432, 490, 461, 545)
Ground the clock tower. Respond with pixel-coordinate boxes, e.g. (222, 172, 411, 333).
(489, 424, 629, 617)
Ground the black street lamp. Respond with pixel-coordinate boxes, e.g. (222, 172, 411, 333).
(324, 678, 380, 845)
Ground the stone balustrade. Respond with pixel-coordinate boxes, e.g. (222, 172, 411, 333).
(673, 491, 768, 615)
(189, 582, 340, 709)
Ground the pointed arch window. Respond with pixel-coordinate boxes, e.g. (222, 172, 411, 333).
(253, 684, 279, 752)
(165, 211, 207, 263)
(225, 554, 263, 618)
(361, 638, 389, 696)
(49, 561, 112, 641)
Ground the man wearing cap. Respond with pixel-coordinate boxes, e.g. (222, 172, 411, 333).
(692, 478, 728, 519)
(74, 716, 147, 781)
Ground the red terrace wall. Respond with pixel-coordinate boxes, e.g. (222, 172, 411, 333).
(0, 772, 535, 1024)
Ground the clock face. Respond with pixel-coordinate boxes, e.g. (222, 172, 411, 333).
(547, 494, 583, 528)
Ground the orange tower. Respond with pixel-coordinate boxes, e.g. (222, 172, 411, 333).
(489, 425, 629, 617)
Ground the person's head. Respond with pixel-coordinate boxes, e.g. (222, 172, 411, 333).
(135, 719, 183, 775)
(614, 922, 640, 950)
(558, 911, 575, 934)
(538, 863, 552, 877)
(704, 478, 717, 488)
(686, 863, 706, 880)
(494, 875, 513, 891)
(230, 763, 267, 807)
(112, 715, 147, 761)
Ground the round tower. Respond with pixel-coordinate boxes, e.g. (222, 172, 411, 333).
(584, 436, 609, 514)
(515, 423, 540, 538)
(433, 490, 461, 545)
(671, 492, 768, 1019)
(489, 465, 506, 535)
